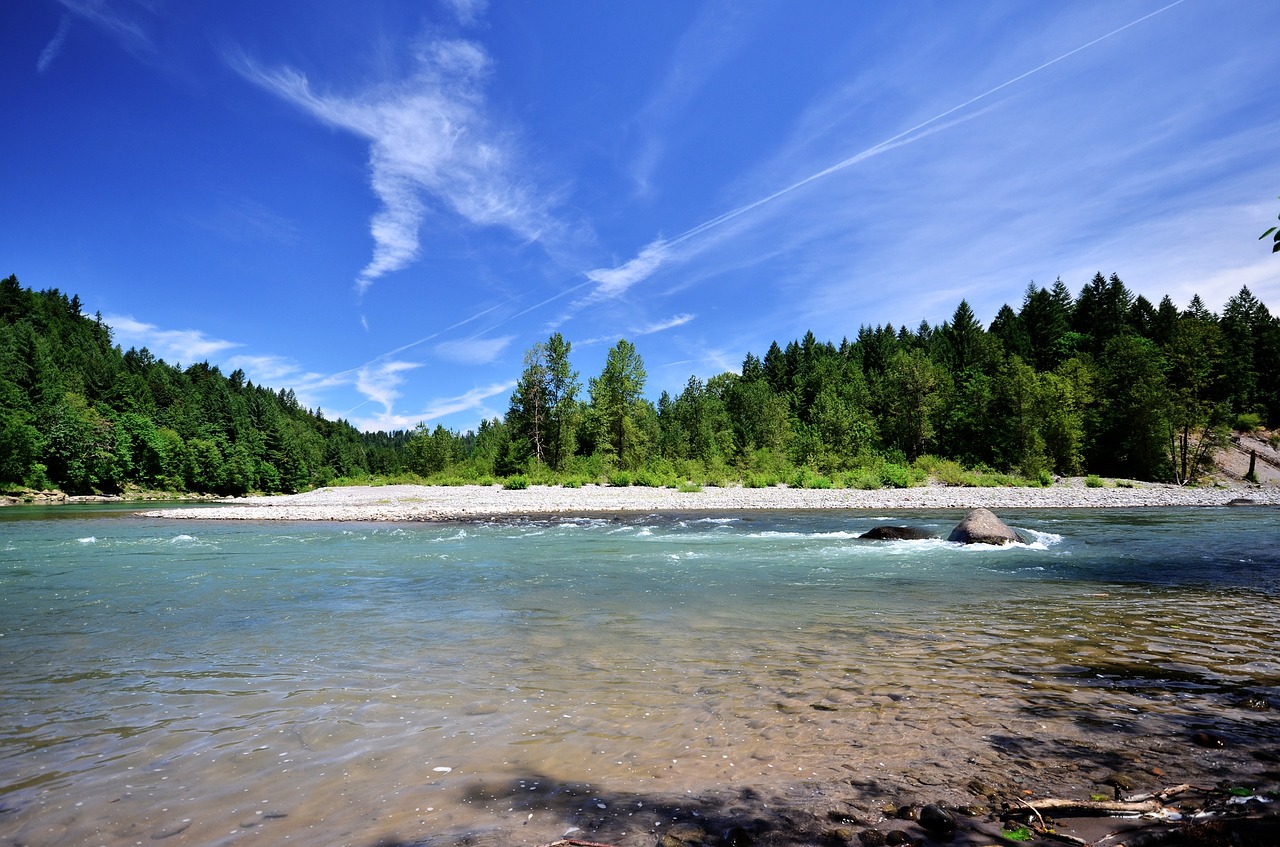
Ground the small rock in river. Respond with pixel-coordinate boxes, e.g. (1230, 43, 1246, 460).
(858, 830, 887, 846)
(1191, 731, 1226, 748)
(664, 823, 707, 845)
(1104, 773, 1135, 791)
(918, 804, 955, 836)
(858, 526, 935, 541)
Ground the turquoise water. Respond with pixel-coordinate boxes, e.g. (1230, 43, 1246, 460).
(1, 506, 1278, 846)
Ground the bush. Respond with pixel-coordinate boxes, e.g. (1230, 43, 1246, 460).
(845, 470, 882, 490)
(607, 470, 633, 487)
(502, 475, 529, 490)
(1233, 412, 1263, 432)
(744, 472, 780, 489)
(880, 463, 921, 489)
(676, 481, 702, 493)
(1085, 474, 1105, 488)
(1034, 469, 1054, 487)
(917, 457, 970, 486)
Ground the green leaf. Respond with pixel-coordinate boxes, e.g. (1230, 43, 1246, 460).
(1261, 226, 1277, 240)
(1002, 824, 1034, 841)
(1229, 787, 1252, 796)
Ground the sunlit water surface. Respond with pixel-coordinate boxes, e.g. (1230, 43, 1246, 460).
(1, 506, 1278, 846)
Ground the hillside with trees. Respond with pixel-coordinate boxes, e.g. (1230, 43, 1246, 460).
(0, 275, 372, 495)
(2, 272, 1278, 496)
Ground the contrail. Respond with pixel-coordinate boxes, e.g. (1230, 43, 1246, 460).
(664, 0, 1188, 248)
(368, 0, 1189, 358)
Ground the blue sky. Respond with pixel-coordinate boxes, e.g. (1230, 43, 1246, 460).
(4, 1, 1279, 433)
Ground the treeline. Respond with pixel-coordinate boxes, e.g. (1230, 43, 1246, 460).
(3, 272, 1277, 495)
(0, 275, 373, 494)
(413, 273, 1279, 487)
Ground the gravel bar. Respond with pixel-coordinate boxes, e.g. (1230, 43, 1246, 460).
(140, 480, 1280, 521)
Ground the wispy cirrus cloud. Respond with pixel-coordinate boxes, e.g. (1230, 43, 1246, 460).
(434, 335, 513, 365)
(235, 35, 550, 294)
(626, 0, 759, 196)
(580, 239, 670, 303)
(37, 14, 73, 73)
(354, 360, 422, 419)
(633, 313, 695, 335)
(351, 381, 513, 433)
(442, 0, 487, 27)
(576, 312, 695, 347)
(55, 0, 154, 59)
(584, 2, 1192, 313)
(105, 314, 240, 364)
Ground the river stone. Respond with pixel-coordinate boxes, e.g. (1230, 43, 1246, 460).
(918, 804, 955, 836)
(858, 526, 936, 541)
(947, 508, 1021, 545)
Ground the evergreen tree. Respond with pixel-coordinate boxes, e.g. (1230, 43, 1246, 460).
(589, 339, 649, 468)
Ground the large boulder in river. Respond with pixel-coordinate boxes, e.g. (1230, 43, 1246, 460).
(947, 508, 1022, 545)
(859, 526, 936, 541)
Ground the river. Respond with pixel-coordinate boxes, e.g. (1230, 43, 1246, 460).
(1, 505, 1277, 846)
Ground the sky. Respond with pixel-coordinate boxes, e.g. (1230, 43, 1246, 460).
(4, 0, 1279, 433)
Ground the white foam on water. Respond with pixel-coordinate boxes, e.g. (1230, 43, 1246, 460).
(745, 530, 862, 540)
(77, 536, 96, 544)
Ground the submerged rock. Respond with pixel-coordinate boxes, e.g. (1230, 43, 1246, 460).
(858, 526, 936, 541)
(918, 804, 955, 836)
(947, 508, 1022, 545)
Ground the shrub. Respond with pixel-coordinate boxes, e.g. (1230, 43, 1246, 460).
(676, 481, 702, 493)
(916, 456, 969, 486)
(1085, 474, 1105, 488)
(1034, 469, 1054, 487)
(744, 473, 778, 489)
(1233, 412, 1263, 432)
(845, 470, 882, 490)
(502, 475, 529, 490)
(607, 470, 633, 487)
(880, 463, 920, 489)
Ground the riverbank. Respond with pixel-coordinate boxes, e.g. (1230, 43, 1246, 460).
(139, 478, 1280, 521)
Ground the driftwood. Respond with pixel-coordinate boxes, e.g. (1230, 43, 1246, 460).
(1007, 783, 1202, 819)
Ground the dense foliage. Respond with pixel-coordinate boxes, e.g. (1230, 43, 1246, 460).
(0, 275, 373, 494)
(3, 272, 1278, 494)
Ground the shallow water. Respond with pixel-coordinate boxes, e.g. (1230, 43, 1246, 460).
(1, 506, 1278, 846)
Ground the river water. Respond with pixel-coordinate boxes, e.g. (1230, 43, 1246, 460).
(1, 506, 1278, 846)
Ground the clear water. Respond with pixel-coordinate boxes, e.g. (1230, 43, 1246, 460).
(1, 506, 1278, 846)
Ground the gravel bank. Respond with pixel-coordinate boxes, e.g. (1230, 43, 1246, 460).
(141, 480, 1280, 521)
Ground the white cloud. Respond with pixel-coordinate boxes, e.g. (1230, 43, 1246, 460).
(633, 313, 695, 335)
(104, 314, 240, 364)
(441, 0, 487, 27)
(355, 360, 422, 419)
(434, 335, 513, 364)
(223, 354, 304, 385)
(351, 381, 513, 432)
(582, 239, 671, 301)
(56, 0, 153, 58)
(37, 14, 72, 73)
(236, 36, 550, 294)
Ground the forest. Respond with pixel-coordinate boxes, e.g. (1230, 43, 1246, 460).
(1, 272, 1277, 496)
